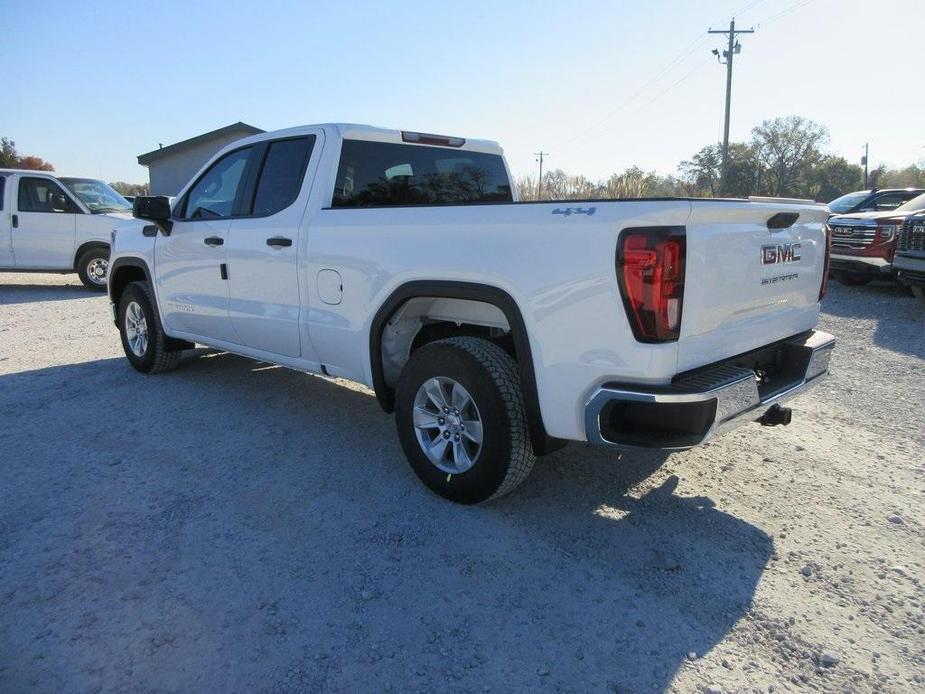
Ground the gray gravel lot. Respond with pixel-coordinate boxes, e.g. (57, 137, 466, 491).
(1, 274, 923, 693)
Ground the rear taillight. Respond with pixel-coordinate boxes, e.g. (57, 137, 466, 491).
(819, 223, 832, 301)
(617, 227, 686, 343)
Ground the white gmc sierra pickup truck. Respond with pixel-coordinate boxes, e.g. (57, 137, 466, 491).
(108, 123, 836, 503)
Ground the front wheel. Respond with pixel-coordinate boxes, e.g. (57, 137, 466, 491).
(77, 246, 110, 291)
(912, 286, 925, 304)
(118, 281, 182, 374)
(394, 336, 535, 504)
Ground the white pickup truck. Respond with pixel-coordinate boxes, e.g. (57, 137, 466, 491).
(0, 169, 132, 289)
(108, 124, 835, 503)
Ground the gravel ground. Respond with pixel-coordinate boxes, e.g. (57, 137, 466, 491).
(1, 273, 923, 693)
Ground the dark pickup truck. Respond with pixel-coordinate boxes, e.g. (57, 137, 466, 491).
(894, 210, 925, 303)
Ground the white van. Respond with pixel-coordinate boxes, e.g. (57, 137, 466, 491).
(0, 169, 132, 290)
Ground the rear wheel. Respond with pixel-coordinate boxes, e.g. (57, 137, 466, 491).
(395, 336, 535, 504)
(118, 281, 182, 374)
(77, 246, 110, 291)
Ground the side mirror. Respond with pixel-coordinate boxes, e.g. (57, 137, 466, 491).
(133, 196, 173, 235)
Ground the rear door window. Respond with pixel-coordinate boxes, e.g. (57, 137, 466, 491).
(332, 140, 512, 207)
(250, 136, 315, 216)
(0, 176, 5, 210)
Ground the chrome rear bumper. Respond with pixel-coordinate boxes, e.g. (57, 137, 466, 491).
(585, 330, 835, 450)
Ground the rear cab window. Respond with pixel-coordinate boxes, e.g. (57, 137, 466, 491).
(332, 140, 512, 208)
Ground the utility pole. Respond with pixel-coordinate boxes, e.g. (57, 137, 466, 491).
(861, 143, 869, 188)
(534, 151, 548, 199)
(709, 18, 754, 194)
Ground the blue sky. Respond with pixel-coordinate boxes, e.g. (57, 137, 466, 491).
(5, 0, 924, 184)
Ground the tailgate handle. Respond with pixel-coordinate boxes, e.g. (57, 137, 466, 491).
(767, 212, 799, 230)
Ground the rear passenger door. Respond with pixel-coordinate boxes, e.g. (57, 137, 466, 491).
(13, 176, 80, 268)
(225, 132, 321, 359)
(0, 176, 12, 267)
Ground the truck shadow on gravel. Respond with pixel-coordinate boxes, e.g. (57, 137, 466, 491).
(0, 281, 92, 305)
(0, 352, 772, 693)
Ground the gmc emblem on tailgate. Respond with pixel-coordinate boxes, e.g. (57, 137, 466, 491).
(761, 242, 801, 265)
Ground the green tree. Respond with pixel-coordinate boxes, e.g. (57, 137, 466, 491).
(0, 137, 55, 170)
(750, 116, 828, 197)
(680, 144, 723, 196)
(806, 156, 864, 202)
(877, 164, 925, 188)
(0, 138, 18, 168)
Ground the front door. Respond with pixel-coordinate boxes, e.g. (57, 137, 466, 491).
(154, 145, 254, 344)
(225, 134, 319, 358)
(13, 176, 79, 268)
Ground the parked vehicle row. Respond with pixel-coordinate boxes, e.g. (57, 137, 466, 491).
(827, 188, 923, 216)
(106, 123, 835, 503)
(826, 191, 925, 286)
(0, 169, 132, 289)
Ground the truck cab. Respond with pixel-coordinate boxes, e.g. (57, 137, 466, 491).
(0, 169, 131, 289)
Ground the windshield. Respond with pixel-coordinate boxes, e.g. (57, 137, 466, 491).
(828, 191, 870, 213)
(59, 177, 132, 213)
(895, 192, 925, 213)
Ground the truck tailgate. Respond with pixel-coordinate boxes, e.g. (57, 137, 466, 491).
(677, 200, 829, 372)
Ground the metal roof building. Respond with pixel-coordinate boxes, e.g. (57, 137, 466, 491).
(137, 122, 264, 196)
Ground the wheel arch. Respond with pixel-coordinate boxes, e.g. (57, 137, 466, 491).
(369, 280, 555, 451)
(108, 256, 152, 310)
(73, 241, 110, 270)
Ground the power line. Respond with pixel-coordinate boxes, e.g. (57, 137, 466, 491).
(756, 0, 817, 26)
(560, 33, 709, 148)
(558, 0, 764, 152)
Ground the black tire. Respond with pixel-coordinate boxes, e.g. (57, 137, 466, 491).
(118, 281, 182, 374)
(395, 336, 535, 504)
(832, 271, 871, 286)
(76, 246, 110, 291)
(912, 286, 925, 304)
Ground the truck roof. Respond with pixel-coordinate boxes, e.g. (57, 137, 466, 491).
(0, 168, 59, 176)
(233, 123, 505, 155)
